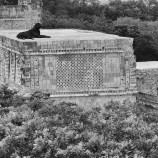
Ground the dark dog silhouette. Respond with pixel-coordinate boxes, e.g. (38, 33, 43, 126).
(17, 23, 51, 39)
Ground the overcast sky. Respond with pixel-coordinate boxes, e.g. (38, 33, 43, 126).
(99, 0, 108, 4)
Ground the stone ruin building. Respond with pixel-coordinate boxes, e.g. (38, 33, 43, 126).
(136, 62, 158, 107)
(0, 0, 139, 108)
(0, 0, 42, 29)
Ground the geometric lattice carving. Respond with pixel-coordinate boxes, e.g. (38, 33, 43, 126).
(19, 53, 121, 92)
(56, 53, 121, 90)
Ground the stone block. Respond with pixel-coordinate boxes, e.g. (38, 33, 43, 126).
(0, 29, 137, 105)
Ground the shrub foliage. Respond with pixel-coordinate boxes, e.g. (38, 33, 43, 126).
(0, 86, 158, 157)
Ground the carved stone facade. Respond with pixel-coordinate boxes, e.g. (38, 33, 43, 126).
(0, 1, 138, 107)
(137, 69, 158, 96)
(0, 0, 42, 29)
(136, 62, 158, 106)
(1, 1, 158, 107)
(0, 30, 137, 105)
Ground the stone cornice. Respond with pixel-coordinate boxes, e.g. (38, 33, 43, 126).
(21, 89, 138, 97)
(25, 48, 123, 55)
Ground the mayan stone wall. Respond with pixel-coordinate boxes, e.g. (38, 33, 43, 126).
(137, 69, 158, 96)
(136, 68, 158, 106)
(0, 31, 137, 101)
(0, 0, 42, 29)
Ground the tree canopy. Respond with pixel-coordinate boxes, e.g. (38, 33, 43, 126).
(1, 0, 158, 61)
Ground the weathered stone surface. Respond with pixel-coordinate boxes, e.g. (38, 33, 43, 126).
(0, 0, 42, 30)
(0, 29, 137, 105)
(53, 95, 136, 109)
(137, 62, 158, 96)
(0, 0, 138, 106)
(136, 62, 158, 106)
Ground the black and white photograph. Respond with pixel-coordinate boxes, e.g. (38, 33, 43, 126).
(0, 0, 158, 157)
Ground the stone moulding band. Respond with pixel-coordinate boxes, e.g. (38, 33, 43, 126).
(51, 89, 138, 94)
(24, 89, 138, 96)
(21, 89, 138, 98)
(23, 48, 123, 55)
(0, 45, 124, 55)
(49, 90, 138, 98)
(50, 93, 137, 98)
(0, 46, 21, 54)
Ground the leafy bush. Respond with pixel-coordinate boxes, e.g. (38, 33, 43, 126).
(1, 97, 158, 157)
(0, 84, 24, 108)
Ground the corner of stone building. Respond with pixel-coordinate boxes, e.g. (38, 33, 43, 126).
(0, 0, 42, 30)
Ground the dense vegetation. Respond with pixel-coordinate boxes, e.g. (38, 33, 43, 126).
(1, 0, 158, 61)
(1, 1, 158, 157)
(0, 0, 155, 61)
(0, 85, 158, 157)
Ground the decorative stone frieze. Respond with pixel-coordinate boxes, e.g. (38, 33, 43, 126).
(137, 68, 158, 96)
(0, 1, 138, 106)
(0, 0, 42, 30)
(0, 29, 137, 105)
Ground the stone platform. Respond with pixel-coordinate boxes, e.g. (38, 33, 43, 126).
(137, 61, 158, 96)
(0, 29, 137, 106)
(136, 61, 158, 106)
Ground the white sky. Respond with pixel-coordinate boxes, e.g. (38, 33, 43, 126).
(99, 0, 108, 4)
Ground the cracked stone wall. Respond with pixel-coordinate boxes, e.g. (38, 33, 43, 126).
(136, 68, 158, 106)
(137, 69, 158, 96)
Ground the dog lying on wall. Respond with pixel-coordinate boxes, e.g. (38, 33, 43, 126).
(17, 23, 51, 39)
